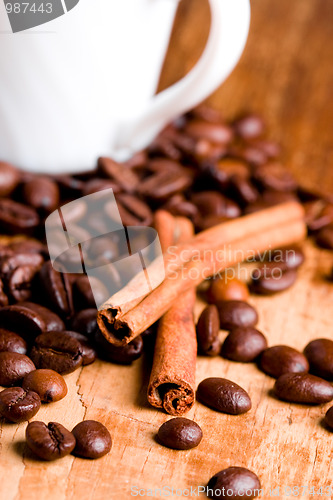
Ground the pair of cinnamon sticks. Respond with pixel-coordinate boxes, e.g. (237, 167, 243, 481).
(97, 201, 306, 415)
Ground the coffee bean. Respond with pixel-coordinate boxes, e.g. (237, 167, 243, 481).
(22, 369, 67, 403)
(253, 162, 297, 192)
(187, 104, 223, 123)
(30, 332, 83, 374)
(195, 215, 230, 232)
(9, 239, 48, 256)
(233, 114, 265, 140)
(305, 201, 333, 232)
(237, 145, 268, 166)
(84, 235, 119, 264)
(268, 246, 305, 270)
(207, 277, 249, 304)
(63, 331, 96, 366)
(207, 466, 261, 500)
(94, 330, 143, 364)
(0, 352, 35, 386)
(216, 158, 250, 180)
(22, 177, 60, 215)
(82, 178, 121, 196)
(191, 191, 241, 219)
(0, 304, 46, 341)
(0, 199, 40, 235)
(217, 301, 258, 330)
(72, 420, 112, 459)
(197, 377, 251, 414)
(0, 162, 20, 196)
(26, 421, 76, 461)
(162, 195, 199, 220)
(196, 305, 221, 356)
(157, 417, 203, 450)
(98, 157, 139, 193)
(116, 193, 153, 226)
(55, 175, 85, 198)
(0, 328, 27, 354)
(137, 170, 193, 202)
(325, 406, 333, 430)
(222, 327, 267, 362)
(304, 339, 333, 380)
(316, 226, 333, 250)
(0, 252, 43, 280)
(251, 268, 297, 295)
(274, 373, 333, 404)
(21, 302, 65, 332)
(0, 277, 8, 306)
(8, 265, 38, 302)
(0, 387, 41, 423)
(185, 119, 234, 144)
(70, 309, 97, 338)
(38, 261, 73, 318)
(260, 346, 309, 378)
(230, 176, 259, 206)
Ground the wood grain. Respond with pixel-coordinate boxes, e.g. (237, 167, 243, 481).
(1, 1, 333, 499)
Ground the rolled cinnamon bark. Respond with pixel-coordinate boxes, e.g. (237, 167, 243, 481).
(147, 215, 196, 415)
(98, 201, 304, 336)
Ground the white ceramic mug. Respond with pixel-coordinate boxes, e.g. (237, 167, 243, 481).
(0, 0, 250, 173)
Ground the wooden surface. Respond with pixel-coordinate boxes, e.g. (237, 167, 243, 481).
(1, 1, 333, 499)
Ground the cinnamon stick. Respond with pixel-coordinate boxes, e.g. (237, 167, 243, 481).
(98, 201, 304, 338)
(147, 214, 196, 415)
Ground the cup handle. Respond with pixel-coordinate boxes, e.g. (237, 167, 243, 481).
(113, 0, 251, 160)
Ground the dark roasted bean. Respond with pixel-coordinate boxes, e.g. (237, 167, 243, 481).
(38, 261, 73, 318)
(197, 377, 251, 414)
(217, 301, 258, 330)
(0, 199, 40, 235)
(222, 327, 267, 362)
(191, 191, 241, 219)
(63, 331, 96, 366)
(20, 302, 65, 332)
(137, 170, 193, 202)
(70, 309, 97, 338)
(94, 330, 143, 364)
(162, 195, 199, 220)
(85, 235, 119, 264)
(116, 193, 153, 226)
(26, 421, 76, 461)
(22, 177, 60, 215)
(253, 162, 297, 192)
(207, 276, 249, 304)
(0, 328, 27, 354)
(157, 417, 202, 450)
(196, 305, 221, 356)
(8, 265, 38, 302)
(0, 252, 43, 280)
(304, 339, 333, 380)
(274, 373, 333, 404)
(216, 158, 250, 180)
(195, 215, 230, 232)
(22, 369, 67, 403)
(0, 162, 20, 196)
(305, 201, 333, 232)
(251, 268, 297, 295)
(0, 277, 8, 306)
(0, 387, 41, 423)
(73, 275, 98, 310)
(230, 176, 259, 205)
(268, 246, 305, 270)
(55, 175, 85, 198)
(97, 157, 139, 193)
(0, 304, 46, 340)
(30, 332, 83, 374)
(233, 114, 265, 140)
(260, 345, 309, 378)
(325, 406, 333, 430)
(0, 352, 35, 386)
(82, 178, 121, 196)
(185, 119, 234, 144)
(207, 466, 261, 499)
(315, 225, 333, 250)
(72, 420, 112, 459)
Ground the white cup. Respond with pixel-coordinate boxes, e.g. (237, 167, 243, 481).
(0, 0, 250, 173)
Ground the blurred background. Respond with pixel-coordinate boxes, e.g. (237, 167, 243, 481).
(159, 0, 333, 192)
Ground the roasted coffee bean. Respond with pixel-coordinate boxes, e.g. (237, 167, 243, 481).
(97, 157, 139, 193)
(251, 268, 297, 295)
(0, 328, 27, 354)
(195, 215, 230, 232)
(207, 276, 249, 304)
(216, 158, 250, 180)
(217, 301, 258, 330)
(22, 177, 60, 215)
(191, 191, 241, 219)
(55, 175, 85, 198)
(196, 305, 221, 356)
(233, 114, 265, 140)
(70, 309, 97, 338)
(0, 387, 41, 423)
(94, 330, 143, 364)
(8, 265, 38, 302)
(63, 331, 96, 366)
(253, 162, 297, 192)
(157, 417, 202, 450)
(72, 420, 112, 459)
(38, 261, 73, 318)
(230, 176, 259, 206)
(325, 406, 333, 430)
(22, 369, 67, 403)
(268, 246, 305, 270)
(315, 225, 333, 250)
(0, 277, 8, 306)
(197, 377, 251, 414)
(82, 178, 121, 196)
(85, 235, 119, 264)
(162, 194, 199, 220)
(21, 302, 65, 332)
(207, 466, 261, 500)
(0, 304, 46, 340)
(0, 162, 20, 196)
(0, 352, 35, 386)
(0, 252, 43, 280)
(274, 373, 333, 404)
(9, 239, 47, 256)
(237, 145, 268, 166)
(222, 327, 267, 362)
(137, 170, 192, 202)
(305, 201, 333, 232)
(184, 119, 234, 144)
(304, 339, 333, 380)
(72, 275, 106, 310)
(116, 193, 153, 226)
(0, 199, 40, 235)
(26, 421, 76, 461)
(30, 332, 83, 375)
(260, 346, 309, 378)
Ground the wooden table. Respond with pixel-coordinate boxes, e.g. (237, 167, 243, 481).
(1, 1, 333, 499)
